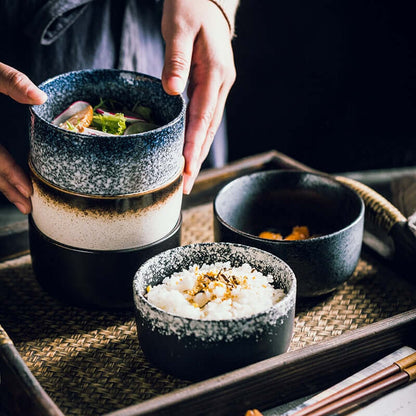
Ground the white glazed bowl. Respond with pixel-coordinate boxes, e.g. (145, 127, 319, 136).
(29, 158, 184, 250)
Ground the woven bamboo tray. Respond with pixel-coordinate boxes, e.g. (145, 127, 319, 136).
(1, 151, 416, 416)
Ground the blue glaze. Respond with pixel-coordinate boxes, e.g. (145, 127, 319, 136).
(29, 69, 185, 195)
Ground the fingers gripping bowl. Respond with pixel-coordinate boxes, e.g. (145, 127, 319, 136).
(213, 170, 365, 297)
(133, 242, 296, 380)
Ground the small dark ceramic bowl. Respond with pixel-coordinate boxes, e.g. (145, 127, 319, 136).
(29, 69, 185, 195)
(213, 170, 365, 297)
(29, 215, 182, 310)
(133, 242, 296, 380)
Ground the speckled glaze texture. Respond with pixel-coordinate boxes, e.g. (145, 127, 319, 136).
(29, 215, 182, 310)
(213, 170, 365, 297)
(30, 160, 183, 250)
(133, 242, 296, 380)
(29, 69, 185, 195)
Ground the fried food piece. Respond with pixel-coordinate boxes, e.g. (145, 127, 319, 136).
(258, 230, 283, 240)
(284, 225, 310, 240)
(259, 225, 310, 241)
(59, 104, 93, 133)
(245, 410, 263, 416)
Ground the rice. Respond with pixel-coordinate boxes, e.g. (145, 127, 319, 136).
(146, 262, 285, 320)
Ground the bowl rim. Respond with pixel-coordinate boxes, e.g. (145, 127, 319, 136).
(28, 156, 185, 199)
(133, 241, 297, 323)
(213, 169, 365, 244)
(29, 69, 186, 139)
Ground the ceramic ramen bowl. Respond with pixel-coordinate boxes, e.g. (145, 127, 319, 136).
(29, 158, 183, 250)
(213, 170, 365, 297)
(133, 242, 296, 380)
(29, 69, 185, 195)
(29, 214, 182, 309)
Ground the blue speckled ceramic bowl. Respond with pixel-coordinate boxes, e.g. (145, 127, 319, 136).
(213, 170, 365, 297)
(133, 242, 296, 380)
(29, 69, 185, 195)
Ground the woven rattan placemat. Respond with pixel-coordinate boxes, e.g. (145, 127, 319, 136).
(1, 203, 416, 415)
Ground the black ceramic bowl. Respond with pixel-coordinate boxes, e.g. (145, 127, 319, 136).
(213, 170, 365, 297)
(29, 215, 182, 310)
(133, 242, 296, 380)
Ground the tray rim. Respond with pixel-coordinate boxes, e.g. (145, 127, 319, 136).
(103, 308, 416, 416)
(1, 309, 415, 416)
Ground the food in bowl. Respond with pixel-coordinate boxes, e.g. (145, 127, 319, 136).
(53, 99, 159, 135)
(259, 225, 311, 241)
(133, 242, 296, 380)
(146, 262, 286, 320)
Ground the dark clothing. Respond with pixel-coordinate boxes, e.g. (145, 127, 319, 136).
(1, 0, 161, 169)
(0, 0, 227, 173)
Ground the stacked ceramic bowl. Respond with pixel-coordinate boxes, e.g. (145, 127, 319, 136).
(28, 69, 186, 309)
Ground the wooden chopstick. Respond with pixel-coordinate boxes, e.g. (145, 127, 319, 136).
(304, 367, 416, 416)
(244, 352, 416, 416)
(290, 352, 416, 416)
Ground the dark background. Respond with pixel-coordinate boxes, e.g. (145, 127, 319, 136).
(226, 0, 416, 173)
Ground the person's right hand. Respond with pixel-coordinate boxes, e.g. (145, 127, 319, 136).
(0, 62, 47, 214)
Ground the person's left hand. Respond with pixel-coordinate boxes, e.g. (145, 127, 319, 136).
(0, 62, 48, 214)
(161, 0, 236, 194)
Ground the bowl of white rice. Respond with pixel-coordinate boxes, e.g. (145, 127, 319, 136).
(133, 242, 296, 380)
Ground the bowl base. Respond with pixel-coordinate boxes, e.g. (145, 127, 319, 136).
(135, 308, 295, 381)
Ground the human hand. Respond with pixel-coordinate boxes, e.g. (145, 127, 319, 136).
(161, 0, 236, 194)
(0, 62, 47, 214)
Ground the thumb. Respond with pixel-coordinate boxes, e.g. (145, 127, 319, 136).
(0, 62, 47, 105)
(161, 33, 193, 95)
